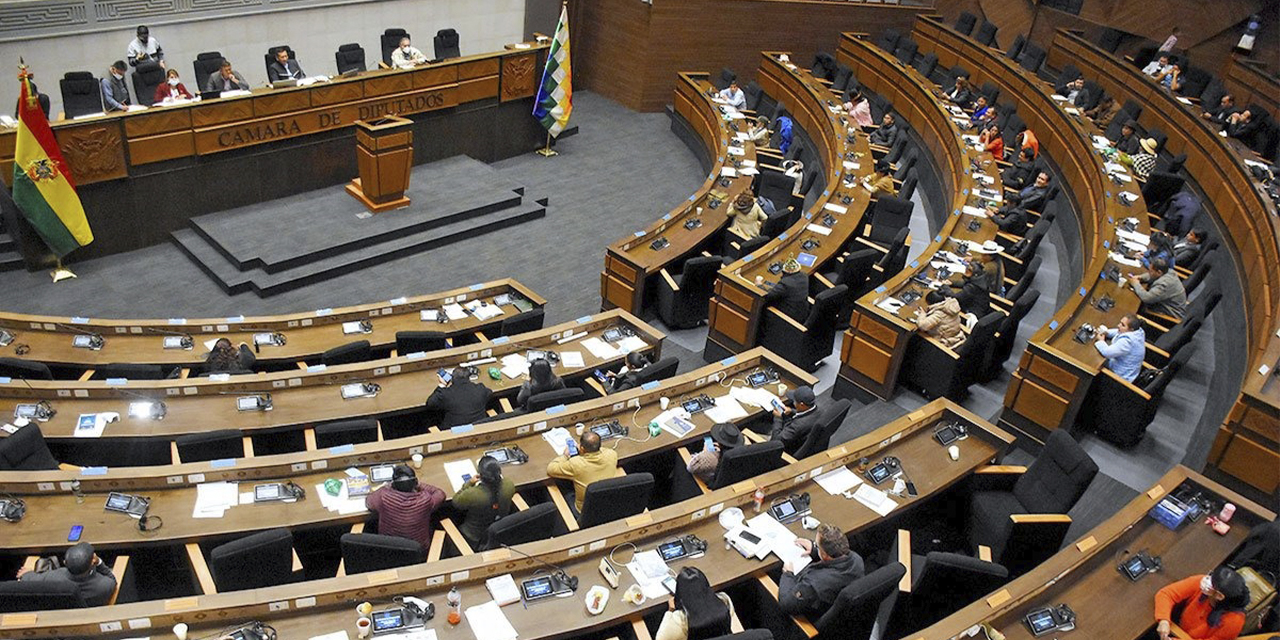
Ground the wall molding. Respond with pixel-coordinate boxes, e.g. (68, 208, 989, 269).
(0, 0, 386, 42)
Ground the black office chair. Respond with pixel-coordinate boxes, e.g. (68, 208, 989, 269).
(1004, 219, 1050, 282)
(899, 174, 918, 201)
(0, 357, 53, 380)
(484, 502, 558, 550)
(914, 52, 938, 81)
(902, 311, 1002, 400)
(95, 363, 170, 380)
(865, 196, 914, 247)
(1155, 152, 1187, 175)
(760, 285, 846, 371)
(630, 357, 679, 388)
(1147, 317, 1202, 367)
(321, 340, 373, 366)
(967, 429, 1098, 575)
(882, 136, 909, 165)
(715, 68, 736, 92)
(830, 65, 853, 94)
(130, 60, 165, 106)
(1006, 34, 1026, 61)
(380, 29, 410, 67)
(792, 398, 852, 459)
(209, 528, 300, 592)
(1082, 349, 1190, 448)
(1179, 66, 1212, 99)
(501, 308, 545, 336)
(335, 43, 366, 75)
(707, 631, 774, 640)
(434, 29, 461, 60)
(264, 45, 297, 79)
(579, 473, 654, 528)
(823, 248, 879, 324)
(1016, 43, 1046, 74)
(954, 12, 977, 36)
(981, 289, 1040, 382)
(756, 170, 798, 215)
(395, 330, 448, 355)
(710, 441, 785, 490)
(192, 52, 225, 90)
(974, 21, 998, 47)
(0, 580, 86, 612)
(890, 550, 1009, 636)
(0, 422, 60, 471)
(1181, 259, 1212, 295)
(340, 533, 425, 574)
(742, 81, 765, 112)
(811, 53, 836, 81)
(657, 256, 723, 329)
(893, 150, 918, 182)
(1141, 173, 1185, 212)
(894, 39, 918, 66)
(875, 28, 900, 53)
(1098, 28, 1123, 53)
(59, 71, 101, 118)
(526, 388, 584, 412)
(814, 562, 906, 639)
(314, 419, 379, 449)
(174, 429, 245, 463)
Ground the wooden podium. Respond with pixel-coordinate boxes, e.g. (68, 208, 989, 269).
(346, 116, 414, 213)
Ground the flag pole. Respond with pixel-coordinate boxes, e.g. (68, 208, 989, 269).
(536, 131, 557, 157)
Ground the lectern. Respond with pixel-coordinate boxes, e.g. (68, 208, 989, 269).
(346, 116, 413, 213)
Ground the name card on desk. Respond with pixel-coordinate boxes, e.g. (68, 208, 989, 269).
(1147, 484, 1166, 500)
(366, 569, 399, 585)
(1076, 536, 1097, 552)
(985, 589, 1011, 607)
(164, 597, 198, 611)
(1, 614, 38, 627)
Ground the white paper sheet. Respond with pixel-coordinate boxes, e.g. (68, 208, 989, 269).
(814, 466, 863, 495)
(464, 600, 519, 640)
(805, 223, 832, 236)
(443, 459, 479, 493)
(581, 337, 621, 359)
(308, 632, 350, 640)
(559, 351, 585, 368)
(1109, 252, 1143, 268)
(486, 574, 522, 606)
(542, 427, 575, 456)
(962, 205, 990, 218)
(704, 395, 749, 423)
(193, 481, 238, 518)
(728, 385, 781, 410)
(616, 336, 648, 353)
(852, 483, 897, 516)
(442, 304, 468, 321)
(472, 304, 505, 321)
(625, 550, 672, 599)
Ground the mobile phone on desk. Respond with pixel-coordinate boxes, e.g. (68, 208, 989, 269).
(68, 525, 83, 542)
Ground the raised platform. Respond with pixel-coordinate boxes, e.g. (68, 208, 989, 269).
(172, 156, 547, 296)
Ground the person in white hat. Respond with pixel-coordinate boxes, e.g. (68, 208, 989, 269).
(1131, 137, 1159, 180)
(755, 258, 810, 322)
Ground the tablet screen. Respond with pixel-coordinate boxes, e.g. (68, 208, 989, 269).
(255, 484, 281, 500)
(1027, 610, 1055, 633)
(658, 541, 686, 561)
(522, 577, 554, 599)
(487, 448, 510, 463)
(237, 396, 260, 411)
(935, 425, 959, 445)
(72, 335, 94, 348)
(773, 501, 797, 518)
(867, 464, 892, 483)
(370, 465, 395, 483)
(105, 493, 132, 511)
(372, 609, 405, 631)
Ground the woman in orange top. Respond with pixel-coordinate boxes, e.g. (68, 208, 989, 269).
(979, 124, 1004, 158)
(1018, 128, 1040, 158)
(1153, 567, 1249, 640)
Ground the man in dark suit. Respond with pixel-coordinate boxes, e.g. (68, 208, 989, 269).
(868, 113, 899, 147)
(425, 367, 491, 428)
(1014, 171, 1051, 212)
(1173, 228, 1204, 267)
(206, 60, 250, 93)
(267, 48, 305, 83)
(770, 386, 821, 454)
(778, 524, 866, 618)
(17, 542, 117, 606)
(756, 258, 810, 322)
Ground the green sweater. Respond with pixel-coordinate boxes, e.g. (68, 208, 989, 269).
(452, 478, 517, 549)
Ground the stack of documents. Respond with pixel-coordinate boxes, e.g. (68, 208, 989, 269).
(851, 484, 897, 517)
(616, 336, 648, 353)
(876, 298, 906, 314)
(728, 385, 781, 410)
(962, 205, 990, 218)
(443, 459, 479, 493)
(1116, 228, 1150, 246)
(559, 351, 584, 368)
(1109, 252, 1143, 268)
(626, 549, 673, 599)
(442, 304, 468, 321)
(467, 300, 505, 321)
(464, 601, 518, 640)
(193, 481, 239, 518)
(747, 513, 811, 572)
(315, 480, 368, 515)
(542, 427, 575, 456)
(814, 466, 863, 495)
(581, 337, 621, 359)
(486, 574, 522, 606)
(704, 395, 749, 423)
(500, 354, 530, 379)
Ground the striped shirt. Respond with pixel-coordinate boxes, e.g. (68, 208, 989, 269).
(365, 482, 446, 548)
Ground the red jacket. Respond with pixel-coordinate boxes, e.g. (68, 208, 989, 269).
(1154, 575, 1246, 640)
(154, 82, 194, 103)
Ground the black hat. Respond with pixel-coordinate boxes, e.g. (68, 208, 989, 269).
(136, 25, 149, 35)
(787, 386, 816, 406)
(710, 423, 743, 449)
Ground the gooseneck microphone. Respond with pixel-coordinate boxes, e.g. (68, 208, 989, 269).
(499, 543, 579, 591)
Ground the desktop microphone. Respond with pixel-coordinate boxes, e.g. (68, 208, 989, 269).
(55, 323, 105, 349)
(499, 543, 579, 591)
(113, 385, 167, 420)
(14, 376, 56, 421)
(140, 326, 194, 349)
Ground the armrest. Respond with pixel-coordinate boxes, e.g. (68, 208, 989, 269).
(291, 547, 303, 572)
(185, 543, 217, 594)
(659, 268, 680, 292)
(78, 370, 94, 381)
(57, 462, 81, 472)
(107, 555, 130, 605)
(1009, 514, 1073, 524)
(977, 545, 992, 562)
(304, 428, 317, 451)
(1100, 367, 1152, 400)
(546, 481, 580, 532)
(1138, 312, 1174, 334)
(677, 448, 712, 495)
(378, 61, 391, 70)
(781, 451, 798, 464)
(996, 231, 1022, 244)
(814, 77, 833, 86)
(440, 517, 474, 556)
(895, 529, 912, 592)
(757, 148, 784, 160)
(968, 465, 1027, 493)
(473, 332, 489, 343)
(375, 422, 385, 441)
(585, 377, 608, 397)
(428, 529, 446, 562)
(813, 273, 836, 289)
(486, 408, 498, 418)
(854, 236, 890, 254)
(295, 361, 308, 370)
(742, 429, 768, 444)
(499, 397, 514, 413)
(242, 436, 255, 457)
(869, 143, 889, 154)
(170, 441, 181, 465)
(632, 618, 654, 640)
(767, 307, 809, 333)
(1144, 341, 1171, 366)
(512, 493, 530, 511)
(179, 368, 190, 379)
(991, 294, 1013, 309)
(756, 573, 820, 638)
(1173, 265, 1192, 279)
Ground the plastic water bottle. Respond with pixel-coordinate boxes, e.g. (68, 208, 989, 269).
(446, 587, 461, 625)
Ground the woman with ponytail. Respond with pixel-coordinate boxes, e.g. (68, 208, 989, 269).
(452, 455, 516, 550)
(1154, 566, 1250, 640)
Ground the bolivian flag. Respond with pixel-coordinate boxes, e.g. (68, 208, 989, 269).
(13, 67, 92, 258)
(533, 4, 572, 137)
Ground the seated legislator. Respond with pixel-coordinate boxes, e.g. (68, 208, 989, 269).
(844, 90, 874, 129)
(1142, 230, 1176, 267)
(206, 59, 250, 93)
(685, 423, 744, 485)
(770, 385, 821, 455)
(1017, 128, 1040, 158)
(268, 48, 305, 83)
(1086, 95, 1122, 128)
(365, 464, 446, 548)
(1095, 314, 1146, 382)
(451, 455, 516, 550)
(944, 76, 974, 109)
(655, 566, 735, 640)
(868, 113, 899, 146)
(1155, 61, 1184, 93)
(1225, 109, 1260, 144)
(516, 358, 565, 408)
(980, 123, 1004, 158)
(1200, 94, 1238, 126)
(864, 159, 897, 197)
(778, 524, 866, 619)
(391, 37, 428, 69)
(727, 193, 769, 239)
(546, 431, 619, 512)
(605, 351, 652, 393)
(1113, 121, 1142, 155)
(756, 258, 811, 322)
(1153, 567, 1249, 640)
(101, 60, 131, 112)
(154, 68, 194, 103)
(1161, 192, 1200, 237)
(1002, 147, 1037, 190)
(915, 290, 966, 349)
(748, 115, 772, 143)
(17, 542, 117, 607)
(717, 79, 746, 111)
(943, 259, 994, 317)
(1173, 228, 1205, 267)
(126, 25, 163, 67)
(969, 96, 995, 128)
(1129, 137, 1159, 180)
(425, 367, 492, 428)
(991, 199, 1029, 235)
(1128, 258, 1187, 319)
(1013, 171, 1052, 212)
(204, 338, 256, 375)
(1142, 53, 1172, 78)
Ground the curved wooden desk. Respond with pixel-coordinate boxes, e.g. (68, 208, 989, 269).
(832, 32, 1001, 401)
(0, 310, 663, 463)
(912, 16, 1152, 444)
(0, 280, 544, 372)
(0, 348, 815, 555)
(601, 73, 757, 315)
(1047, 30, 1280, 496)
(705, 51, 874, 358)
(0, 397, 1013, 639)
(914, 465, 1276, 640)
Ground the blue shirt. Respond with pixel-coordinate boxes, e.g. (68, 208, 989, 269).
(1096, 327, 1146, 383)
(777, 116, 793, 154)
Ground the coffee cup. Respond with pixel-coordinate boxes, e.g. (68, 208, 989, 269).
(659, 397, 670, 410)
(173, 623, 189, 640)
(356, 616, 372, 638)
(948, 445, 960, 461)
(411, 453, 423, 469)
(356, 601, 373, 616)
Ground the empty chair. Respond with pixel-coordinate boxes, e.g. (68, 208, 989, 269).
(130, 60, 165, 106)
(192, 52, 224, 88)
(485, 502, 558, 550)
(981, 289, 1041, 382)
(174, 429, 244, 463)
(1155, 152, 1187, 174)
(526, 387, 584, 412)
(1148, 317, 1202, 367)
(629, 357, 679, 388)
(1141, 172, 1185, 212)
(792, 398, 852, 459)
(0, 422, 60, 471)
(1006, 34, 1026, 61)
(1083, 348, 1191, 448)
(0, 581, 85, 612)
(96, 363, 169, 380)
(1181, 259, 1212, 295)
(814, 562, 906, 638)
(715, 68, 736, 91)
(340, 533, 425, 574)
(876, 28, 901, 53)
(894, 39, 918, 66)
(335, 43, 366, 74)
(954, 12, 977, 35)
(395, 330, 448, 354)
(208, 528, 299, 592)
(914, 52, 938, 80)
(1098, 28, 1123, 53)
(811, 52, 836, 81)
(500, 308, 545, 335)
(710, 441, 785, 490)
(1001, 255, 1042, 306)
(865, 196, 914, 246)
(314, 418, 379, 448)
(1179, 66, 1212, 98)
(825, 248, 880, 319)
(321, 340, 373, 366)
(902, 311, 1002, 400)
(883, 136, 909, 164)
(380, 29, 410, 67)
(743, 81, 764, 111)
(759, 285, 847, 371)
(726, 235, 770, 261)
(974, 21, 998, 47)
(0, 357, 53, 380)
(899, 174, 918, 201)
(434, 28, 461, 60)
(1005, 219, 1050, 281)
(1079, 80, 1103, 110)
(831, 65, 853, 93)
(579, 473, 654, 528)
(890, 550, 1009, 635)
(657, 256, 721, 329)
(878, 239, 910, 281)
(1017, 43, 1046, 74)
(968, 429, 1098, 575)
(893, 149, 917, 181)
(59, 71, 102, 118)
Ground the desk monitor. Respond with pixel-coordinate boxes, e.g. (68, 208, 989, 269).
(371, 609, 406, 634)
(521, 576, 556, 601)
(104, 492, 133, 512)
(200, 90, 222, 101)
(370, 464, 396, 484)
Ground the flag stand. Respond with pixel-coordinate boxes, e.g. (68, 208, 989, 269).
(535, 132, 557, 157)
(51, 259, 76, 282)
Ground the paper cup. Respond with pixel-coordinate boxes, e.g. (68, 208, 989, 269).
(172, 623, 189, 640)
(659, 397, 670, 410)
(411, 453, 423, 469)
(355, 601, 373, 616)
(356, 617, 372, 638)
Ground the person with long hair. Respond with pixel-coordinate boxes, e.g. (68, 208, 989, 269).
(516, 358, 565, 408)
(606, 351, 651, 393)
(203, 338, 255, 375)
(1153, 566, 1249, 640)
(452, 455, 516, 550)
(655, 566, 734, 640)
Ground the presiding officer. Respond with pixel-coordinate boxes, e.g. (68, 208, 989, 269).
(267, 48, 305, 82)
(206, 59, 250, 93)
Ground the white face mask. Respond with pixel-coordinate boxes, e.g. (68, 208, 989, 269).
(402, 45, 412, 53)
(168, 78, 179, 86)
(1200, 574, 1215, 596)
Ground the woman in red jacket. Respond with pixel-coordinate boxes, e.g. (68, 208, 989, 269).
(1153, 566, 1249, 640)
(154, 68, 194, 103)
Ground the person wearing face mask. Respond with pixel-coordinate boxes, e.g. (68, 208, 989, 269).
(100, 61, 132, 111)
(1153, 566, 1249, 640)
(391, 37, 428, 69)
(126, 25, 164, 68)
(154, 68, 193, 103)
